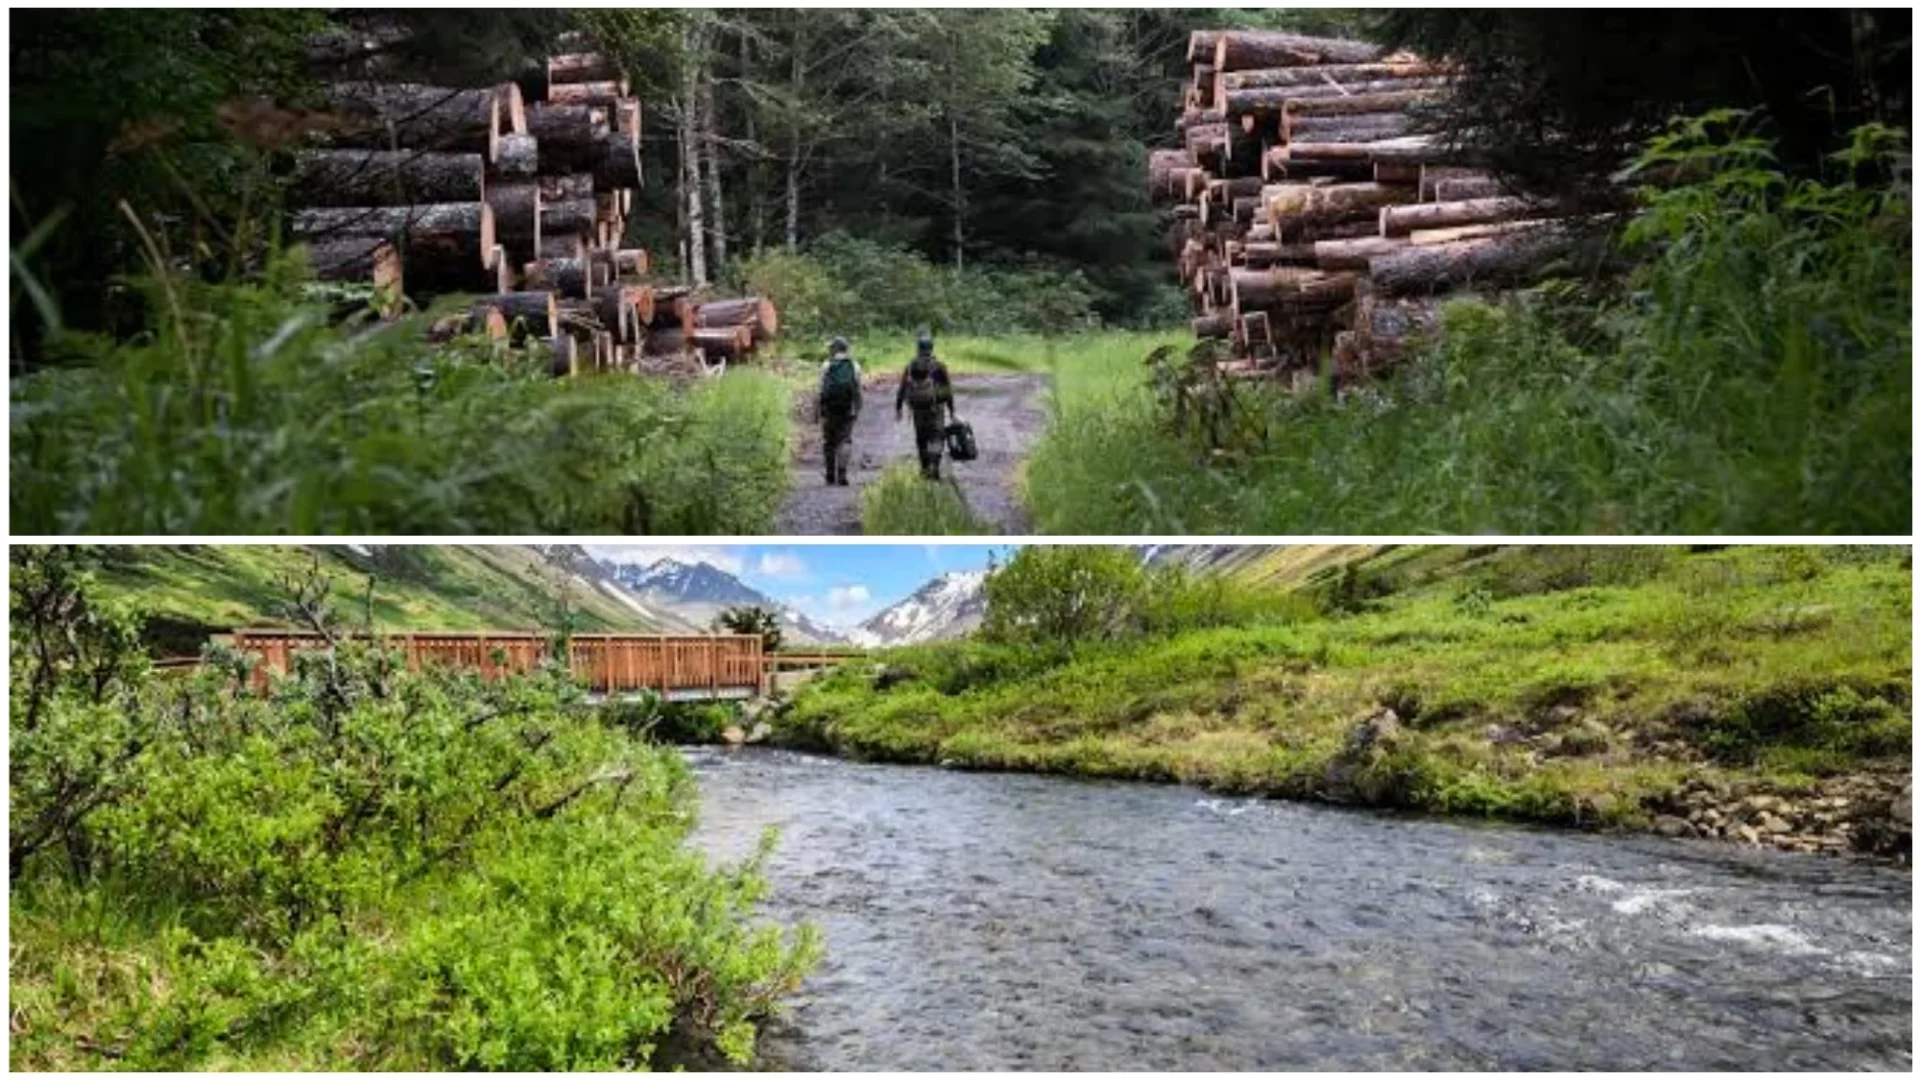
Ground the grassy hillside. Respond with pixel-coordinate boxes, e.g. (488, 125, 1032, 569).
(86, 545, 668, 650)
(777, 546, 1911, 844)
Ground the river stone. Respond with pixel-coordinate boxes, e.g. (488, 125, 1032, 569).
(1652, 815, 1693, 838)
(1892, 783, 1911, 827)
(745, 720, 773, 745)
(1737, 824, 1762, 845)
(721, 725, 746, 745)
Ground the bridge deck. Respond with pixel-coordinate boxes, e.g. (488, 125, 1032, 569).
(217, 630, 767, 699)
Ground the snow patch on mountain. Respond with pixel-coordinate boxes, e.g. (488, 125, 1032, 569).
(854, 570, 988, 646)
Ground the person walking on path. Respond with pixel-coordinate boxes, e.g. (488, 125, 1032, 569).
(817, 336, 862, 486)
(895, 331, 955, 480)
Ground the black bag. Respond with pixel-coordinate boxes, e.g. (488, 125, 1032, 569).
(944, 419, 978, 462)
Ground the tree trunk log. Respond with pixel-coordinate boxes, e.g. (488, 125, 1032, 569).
(1370, 228, 1587, 297)
(1285, 113, 1416, 143)
(526, 102, 606, 152)
(524, 257, 592, 300)
(588, 132, 643, 191)
(491, 133, 539, 176)
(305, 236, 396, 280)
(1220, 61, 1445, 91)
(539, 173, 595, 203)
(291, 202, 494, 268)
(1379, 196, 1551, 238)
(320, 82, 503, 155)
(486, 292, 559, 337)
(1312, 235, 1410, 270)
(542, 197, 597, 239)
(1279, 136, 1473, 168)
(289, 149, 483, 207)
(548, 52, 621, 85)
(484, 180, 541, 240)
(1193, 312, 1234, 339)
(613, 248, 650, 278)
(694, 296, 779, 340)
(1408, 218, 1564, 245)
(549, 333, 578, 376)
(1212, 31, 1383, 71)
(1223, 78, 1450, 119)
(1229, 267, 1358, 310)
(1266, 182, 1412, 235)
(549, 79, 630, 108)
(537, 233, 584, 261)
(1283, 90, 1440, 118)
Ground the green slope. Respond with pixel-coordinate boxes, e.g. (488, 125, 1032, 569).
(87, 545, 663, 650)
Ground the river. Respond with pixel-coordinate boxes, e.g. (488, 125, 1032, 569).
(684, 748, 1911, 1071)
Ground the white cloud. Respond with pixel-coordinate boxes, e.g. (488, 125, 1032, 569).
(827, 585, 871, 611)
(584, 545, 746, 575)
(756, 552, 808, 579)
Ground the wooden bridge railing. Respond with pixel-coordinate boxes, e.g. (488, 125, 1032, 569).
(215, 630, 768, 699)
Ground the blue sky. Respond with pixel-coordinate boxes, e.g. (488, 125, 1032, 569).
(584, 544, 1016, 627)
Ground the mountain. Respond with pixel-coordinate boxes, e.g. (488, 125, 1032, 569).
(600, 557, 846, 644)
(848, 570, 988, 647)
(84, 544, 677, 654)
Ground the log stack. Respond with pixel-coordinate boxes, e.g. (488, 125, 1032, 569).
(1153, 29, 1580, 383)
(288, 34, 777, 376)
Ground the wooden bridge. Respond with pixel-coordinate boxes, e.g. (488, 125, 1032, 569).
(217, 630, 774, 701)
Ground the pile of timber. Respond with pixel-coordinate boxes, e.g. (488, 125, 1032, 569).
(1152, 29, 1582, 383)
(288, 32, 777, 375)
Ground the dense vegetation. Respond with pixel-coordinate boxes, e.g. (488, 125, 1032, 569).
(9, 547, 818, 1070)
(1025, 120, 1911, 534)
(11, 256, 791, 534)
(777, 546, 1911, 827)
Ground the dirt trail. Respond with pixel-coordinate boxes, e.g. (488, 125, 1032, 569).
(773, 373, 1050, 535)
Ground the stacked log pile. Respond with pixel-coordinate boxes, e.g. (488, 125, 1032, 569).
(289, 33, 777, 375)
(1152, 30, 1584, 383)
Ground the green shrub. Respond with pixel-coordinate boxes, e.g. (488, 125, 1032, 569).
(8, 548, 818, 1070)
(736, 232, 1099, 341)
(11, 255, 792, 534)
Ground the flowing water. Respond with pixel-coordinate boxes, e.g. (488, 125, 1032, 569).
(685, 748, 1911, 1071)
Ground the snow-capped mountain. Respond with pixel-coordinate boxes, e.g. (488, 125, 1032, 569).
(599, 557, 846, 644)
(848, 570, 988, 647)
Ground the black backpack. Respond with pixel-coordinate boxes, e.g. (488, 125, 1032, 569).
(820, 356, 859, 417)
(944, 418, 978, 462)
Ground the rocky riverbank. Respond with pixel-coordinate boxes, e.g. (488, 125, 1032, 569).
(1645, 772, 1911, 862)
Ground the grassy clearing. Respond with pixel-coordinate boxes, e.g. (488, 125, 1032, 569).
(859, 464, 989, 535)
(11, 260, 793, 535)
(1023, 121, 1911, 536)
(776, 546, 1911, 828)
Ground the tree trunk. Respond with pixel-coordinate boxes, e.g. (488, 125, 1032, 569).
(679, 24, 708, 286)
(1369, 228, 1588, 297)
(1266, 182, 1412, 237)
(698, 63, 727, 273)
(1286, 112, 1416, 143)
(537, 233, 585, 261)
(1285, 90, 1442, 119)
(527, 102, 606, 152)
(1408, 217, 1568, 246)
(549, 80, 629, 108)
(1192, 312, 1234, 339)
(949, 113, 965, 271)
(1220, 61, 1445, 91)
(484, 180, 540, 261)
(491, 134, 539, 177)
(1223, 78, 1450, 120)
(542, 197, 597, 240)
(1212, 30, 1384, 71)
(1229, 267, 1357, 310)
(1240, 241, 1320, 267)
(784, 23, 803, 253)
(524, 257, 592, 300)
(693, 296, 778, 340)
(1312, 235, 1409, 270)
(539, 173, 595, 203)
(320, 82, 503, 155)
(1378, 195, 1551, 238)
(548, 52, 621, 86)
(289, 149, 483, 207)
(484, 291, 558, 336)
(291, 202, 494, 265)
(549, 333, 579, 376)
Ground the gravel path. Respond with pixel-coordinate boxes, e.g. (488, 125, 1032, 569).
(772, 373, 1050, 535)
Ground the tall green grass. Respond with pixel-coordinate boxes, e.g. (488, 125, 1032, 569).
(1024, 118, 1911, 535)
(859, 463, 988, 535)
(11, 256, 793, 534)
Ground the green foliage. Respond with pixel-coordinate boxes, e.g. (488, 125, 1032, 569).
(714, 606, 784, 654)
(776, 545, 1910, 829)
(1026, 120, 1910, 535)
(11, 254, 792, 534)
(737, 232, 1099, 341)
(9, 548, 818, 1070)
(860, 464, 989, 536)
